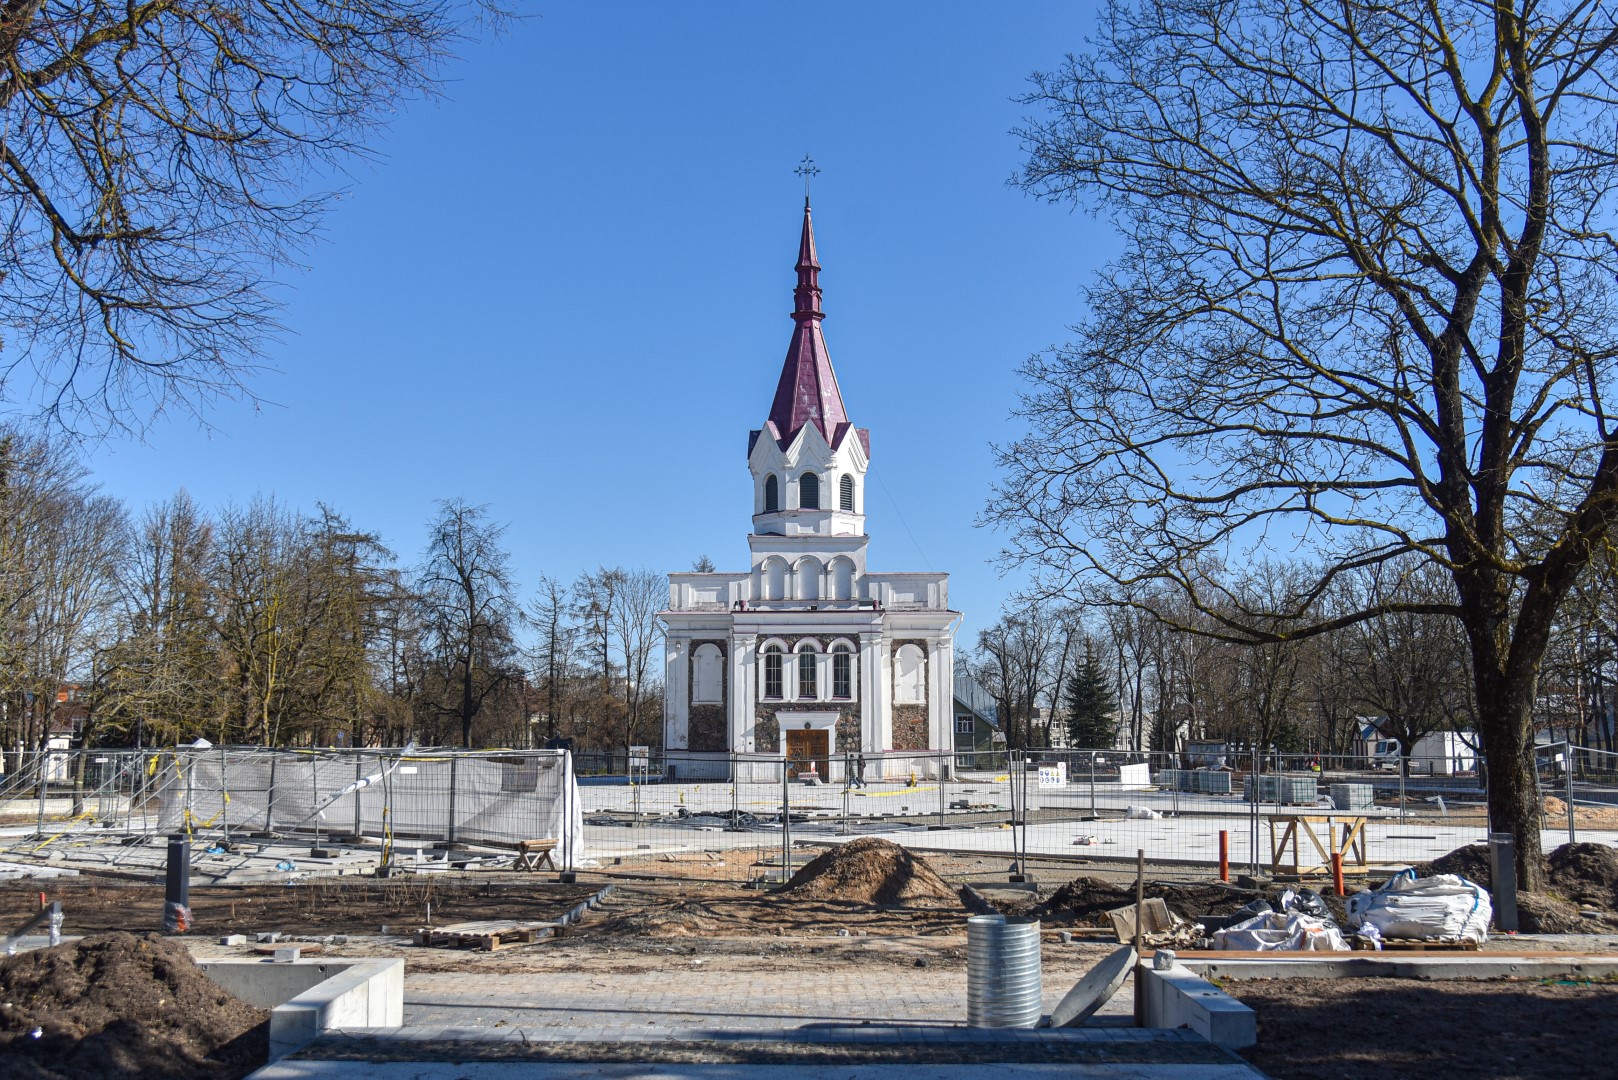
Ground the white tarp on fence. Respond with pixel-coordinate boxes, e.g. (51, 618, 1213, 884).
(155, 748, 585, 869)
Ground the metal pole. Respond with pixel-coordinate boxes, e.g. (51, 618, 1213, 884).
(36, 749, 47, 839)
(781, 755, 791, 884)
(446, 754, 458, 845)
(354, 752, 365, 840)
(1566, 743, 1577, 845)
(265, 754, 278, 833)
(219, 747, 231, 844)
(1249, 744, 1260, 876)
(1090, 750, 1097, 818)
(1132, 848, 1146, 1025)
(938, 751, 946, 827)
(1398, 760, 1406, 825)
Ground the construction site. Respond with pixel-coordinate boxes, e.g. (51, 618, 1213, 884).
(2, 744, 1616, 1080)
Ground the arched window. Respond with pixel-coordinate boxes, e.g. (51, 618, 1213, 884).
(798, 647, 818, 699)
(763, 645, 783, 699)
(895, 644, 926, 704)
(763, 557, 787, 601)
(693, 644, 723, 704)
(796, 557, 821, 601)
(764, 475, 780, 513)
(840, 474, 855, 512)
(799, 472, 820, 510)
(830, 557, 854, 600)
(833, 643, 853, 698)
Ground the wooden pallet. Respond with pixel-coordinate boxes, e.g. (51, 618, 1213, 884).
(1354, 936, 1481, 952)
(414, 919, 557, 951)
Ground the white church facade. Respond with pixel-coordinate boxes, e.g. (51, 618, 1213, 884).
(660, 200, 960, 782)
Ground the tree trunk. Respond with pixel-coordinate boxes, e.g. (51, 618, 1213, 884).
(1474, 667, 1545, 890)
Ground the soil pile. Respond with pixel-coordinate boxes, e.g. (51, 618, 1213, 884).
(776, 838, 958, 906)
(1031, 877, 1266, 928)
(1547, 842, 1618, 910)
(593, 898, 727, 937)
(1416, 842, 1500, 883)
(1414, 841, 1618, 932)
(0, 931, 267, 1080)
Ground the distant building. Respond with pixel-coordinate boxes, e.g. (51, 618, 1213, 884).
(952, 670, 1001, 760)
(660, 199, 960, 782)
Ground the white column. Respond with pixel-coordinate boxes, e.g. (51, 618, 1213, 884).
(665, 637, 688, 749)
(860, 632, 882, 751)
(928, 637, 951, 754)
(732, 633, 757, 752)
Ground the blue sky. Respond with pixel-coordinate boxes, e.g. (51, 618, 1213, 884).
(82, 2, 1110, 647)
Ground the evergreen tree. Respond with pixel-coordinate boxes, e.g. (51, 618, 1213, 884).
(1064, 654, 1117, 749)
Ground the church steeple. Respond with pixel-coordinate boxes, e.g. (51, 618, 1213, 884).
(766, 200, 852, 450)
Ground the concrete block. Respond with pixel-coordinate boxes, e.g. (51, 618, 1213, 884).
(256, 931, 281, 943)
(199, 958, 404, 1061)
(274, 947, 302, 962)
(219, 934, 247, 946)
(1140, 964, 1256, 1049)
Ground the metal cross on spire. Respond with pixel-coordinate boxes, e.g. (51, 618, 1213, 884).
(794, 154, 821, 202)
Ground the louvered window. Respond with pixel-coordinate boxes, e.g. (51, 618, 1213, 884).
(799, 472, 820, 509)
(840, 474, 854, 511)
(764, 475, 780, 513)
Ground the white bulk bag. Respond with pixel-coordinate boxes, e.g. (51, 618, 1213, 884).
(1346, 871, 1491, 944)
(1213, 910, 1350, 952)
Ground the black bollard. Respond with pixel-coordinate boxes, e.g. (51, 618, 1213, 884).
(164, 834, 191, 933)
(1488, 832, 1518, 933)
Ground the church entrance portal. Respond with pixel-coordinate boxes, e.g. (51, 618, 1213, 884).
(785, 728, 830, 781)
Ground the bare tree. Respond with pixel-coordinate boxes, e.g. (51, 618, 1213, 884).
(416, 499, 518, 748)
(993, 0, 1618, 887)
(527, 574, 576, 744)
(0, 1, 500, 432)
(611, 568, 665, 756)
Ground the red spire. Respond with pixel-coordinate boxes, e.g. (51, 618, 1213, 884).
(767, 200, 851, 449)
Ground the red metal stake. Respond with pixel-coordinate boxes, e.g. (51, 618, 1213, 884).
(1218, 830, 1229, 883)
(1332, 851, 1345, 897)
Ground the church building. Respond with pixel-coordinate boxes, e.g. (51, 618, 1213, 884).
(661, 200, 960, 782)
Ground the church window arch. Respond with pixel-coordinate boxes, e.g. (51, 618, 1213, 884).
(840, 474, 855, 512)
(796, 556, 821, 601)
(762, 644, 784, 699)
(692, 644, 723, 704)
(797, 643, 819, 700)
(829, 556, 854, 601)
(762, 557, 787, 601)
(832, 641, 854, 699)
(895, 644, 926, 704)
(798, 471, 820, 510)
(764, 474, 780, 513)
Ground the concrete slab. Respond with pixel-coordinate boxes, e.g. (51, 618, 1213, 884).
(1051, 946, 1136, 1027)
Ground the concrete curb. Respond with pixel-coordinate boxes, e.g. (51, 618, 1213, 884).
(1178, 951, 1618, 981)
(200, 957, 404, 1060)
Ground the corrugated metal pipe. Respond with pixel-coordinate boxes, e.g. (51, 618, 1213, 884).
(966, 913, 1043, 1027)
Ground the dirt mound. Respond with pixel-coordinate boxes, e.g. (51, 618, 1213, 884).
(1418, 840, 1618, 904)
(0, 931, 267, 1080)
(593, 898, 727, 937)
(1031, 876, 1266, 928)
(1414, 842, 1500, 883)
(1547, 843, 1618, 909)
(776, 838, 959, 906)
